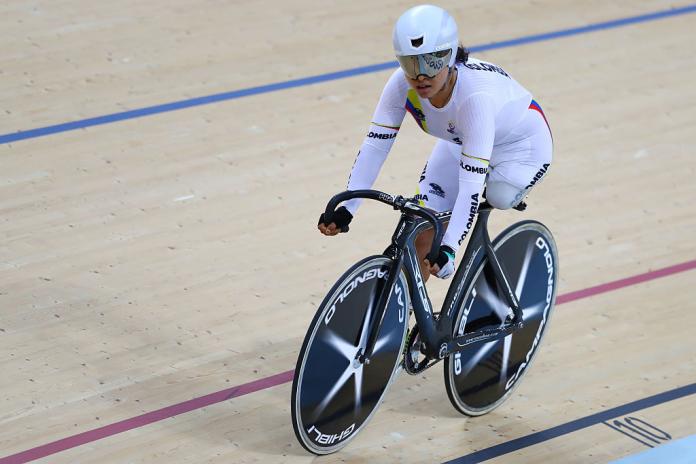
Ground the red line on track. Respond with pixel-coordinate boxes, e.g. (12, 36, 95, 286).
(0, 370, 294, 464)
(556, 259, 696, 304)
(2, 259, 695, 464)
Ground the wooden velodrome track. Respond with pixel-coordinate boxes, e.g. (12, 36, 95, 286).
(2, 0, 696, 462)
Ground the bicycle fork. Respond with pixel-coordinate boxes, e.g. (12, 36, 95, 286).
(359, 252, 404, 364)
(360, 215, 440, 363)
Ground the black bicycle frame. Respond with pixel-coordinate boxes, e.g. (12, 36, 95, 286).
(324, 190, 524, 364)
(439, 204, 525, 356)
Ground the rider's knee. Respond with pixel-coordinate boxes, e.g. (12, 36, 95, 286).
(485, 181, 527, 210)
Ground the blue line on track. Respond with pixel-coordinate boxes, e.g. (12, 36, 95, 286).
(2, 4, 696, 145)
(443, 382, 696, 463)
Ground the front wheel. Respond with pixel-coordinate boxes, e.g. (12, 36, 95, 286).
(291, 255, 409, 454)
(444, 221, 558, 416)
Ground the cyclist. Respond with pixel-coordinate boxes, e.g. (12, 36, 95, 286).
(318, 4, 552, 281)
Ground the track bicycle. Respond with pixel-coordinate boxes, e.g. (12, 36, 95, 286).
(291, 189, 559, 454)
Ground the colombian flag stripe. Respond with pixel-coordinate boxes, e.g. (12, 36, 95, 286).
(462, 153, 490, 166)
(372, 122, 401, 130)
(405, 89, 428, 132)
(529, 99, 552, 138)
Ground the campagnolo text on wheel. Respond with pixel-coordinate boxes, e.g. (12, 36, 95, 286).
(292, 4, 557, 455)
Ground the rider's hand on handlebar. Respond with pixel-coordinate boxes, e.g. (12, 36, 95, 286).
(426, 245, 456, 279)
(318, 206, 353, 236)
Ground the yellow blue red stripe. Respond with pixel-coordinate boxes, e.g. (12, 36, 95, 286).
(405, 89, 428, 132)
(529, 99, 552, 139)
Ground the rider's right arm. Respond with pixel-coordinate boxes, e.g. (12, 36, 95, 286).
(343, 70, 408, 215)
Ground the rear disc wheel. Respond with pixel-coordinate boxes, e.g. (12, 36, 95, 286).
(444, 221, 558, 416)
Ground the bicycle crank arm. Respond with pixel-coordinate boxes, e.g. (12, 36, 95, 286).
(444, 321, 524, 357)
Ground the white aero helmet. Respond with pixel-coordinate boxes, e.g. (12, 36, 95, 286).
(392, 5, 458, 79)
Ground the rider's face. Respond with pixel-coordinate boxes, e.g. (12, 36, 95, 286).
(405, 67, 450, 99)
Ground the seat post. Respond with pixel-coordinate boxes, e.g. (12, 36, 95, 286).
(478, 203, 523, 321)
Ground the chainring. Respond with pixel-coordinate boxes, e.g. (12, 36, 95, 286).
(402, 325, 439, 375)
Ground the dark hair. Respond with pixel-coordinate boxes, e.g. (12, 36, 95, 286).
(455, 45, 469, 64)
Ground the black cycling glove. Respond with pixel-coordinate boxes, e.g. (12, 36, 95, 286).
(318, 206, 353, 233)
